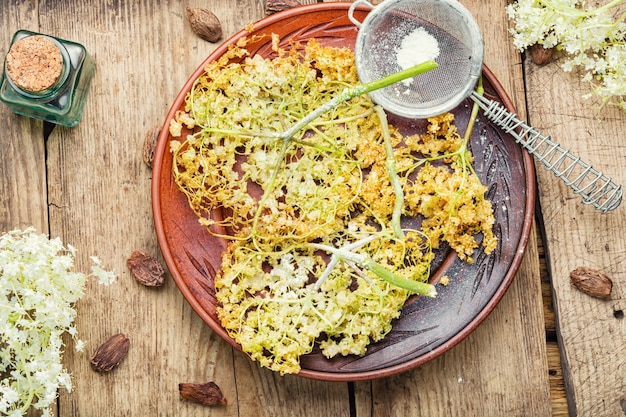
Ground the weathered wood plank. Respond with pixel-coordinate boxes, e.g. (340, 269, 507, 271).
(525, 36, 626, 417)
(1, 3, 53, 417)
(0, 1, 47, 234)
(42, 0, 240, 415)
(539, 223, 570, 417)
(233, 354, 352, 416)
(548, 340, 569, 417)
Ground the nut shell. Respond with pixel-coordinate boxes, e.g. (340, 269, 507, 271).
(90, 333, 130, 372)
(265, 0, 302, 15)
(179, 381, 227, 406)
(529, 43, 554, 66)
(570, 266, 613, 299)
(127, 250, 166, 287)
(142, 124, 161, 168)
(185, 7, 223, 43)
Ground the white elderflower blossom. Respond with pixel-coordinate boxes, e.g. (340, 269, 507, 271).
(0, 228, 117, 416)
(508, 0, 626, 110)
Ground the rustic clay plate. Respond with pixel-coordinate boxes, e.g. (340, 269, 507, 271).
(152, 3, 535, 381)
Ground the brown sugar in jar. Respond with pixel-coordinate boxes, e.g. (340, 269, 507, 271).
(6, 35, 64, 93)
(0, 30, 95, 127)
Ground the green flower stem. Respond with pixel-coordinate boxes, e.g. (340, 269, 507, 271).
(311, 237, 437, 297)
(280, 60, 438, 142)
(593, 0, 626, 13)
(18, 357, 35, 413)
(444, 78, 484, 216)
(375, 105, 405, 239)
(366, 260, 437, 297)
(465, 77, 483, 145)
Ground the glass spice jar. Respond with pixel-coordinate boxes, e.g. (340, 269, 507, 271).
(0, 30, 95, 127)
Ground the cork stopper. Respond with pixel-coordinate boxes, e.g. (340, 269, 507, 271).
(5, 35, 64, 93)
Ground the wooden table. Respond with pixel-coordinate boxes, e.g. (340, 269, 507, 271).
(1, 1, 624, 416)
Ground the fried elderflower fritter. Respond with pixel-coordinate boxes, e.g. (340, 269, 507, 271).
(169, 36, 496, 374)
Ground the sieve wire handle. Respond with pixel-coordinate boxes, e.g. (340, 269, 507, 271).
(348, 0, 375, 28)
(470, 91, 622, 213)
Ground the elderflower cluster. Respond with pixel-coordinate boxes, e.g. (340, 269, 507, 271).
(507, 0, 626, 110)
(0, 228, 116, 417)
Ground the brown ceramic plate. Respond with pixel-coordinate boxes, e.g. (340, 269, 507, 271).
(152, 3, 535, 381)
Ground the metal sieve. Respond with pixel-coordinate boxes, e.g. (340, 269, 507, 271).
(348, 0, 483, 119)
(348, 0, 621, 212)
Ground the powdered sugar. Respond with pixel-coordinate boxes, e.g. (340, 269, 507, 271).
(396, 27, 440, 85)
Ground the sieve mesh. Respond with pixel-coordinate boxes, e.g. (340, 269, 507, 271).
(351, 0, 484, 119)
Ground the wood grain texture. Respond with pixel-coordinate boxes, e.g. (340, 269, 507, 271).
(0, 0, 565, 416)
(525, 39, 626, 416)
(0, 1, 48, 234)
(43, 1, 239, 415)
(539, 223, 569, 417)
(1, 3, 58, 417)
(548, 341, 569, 417)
